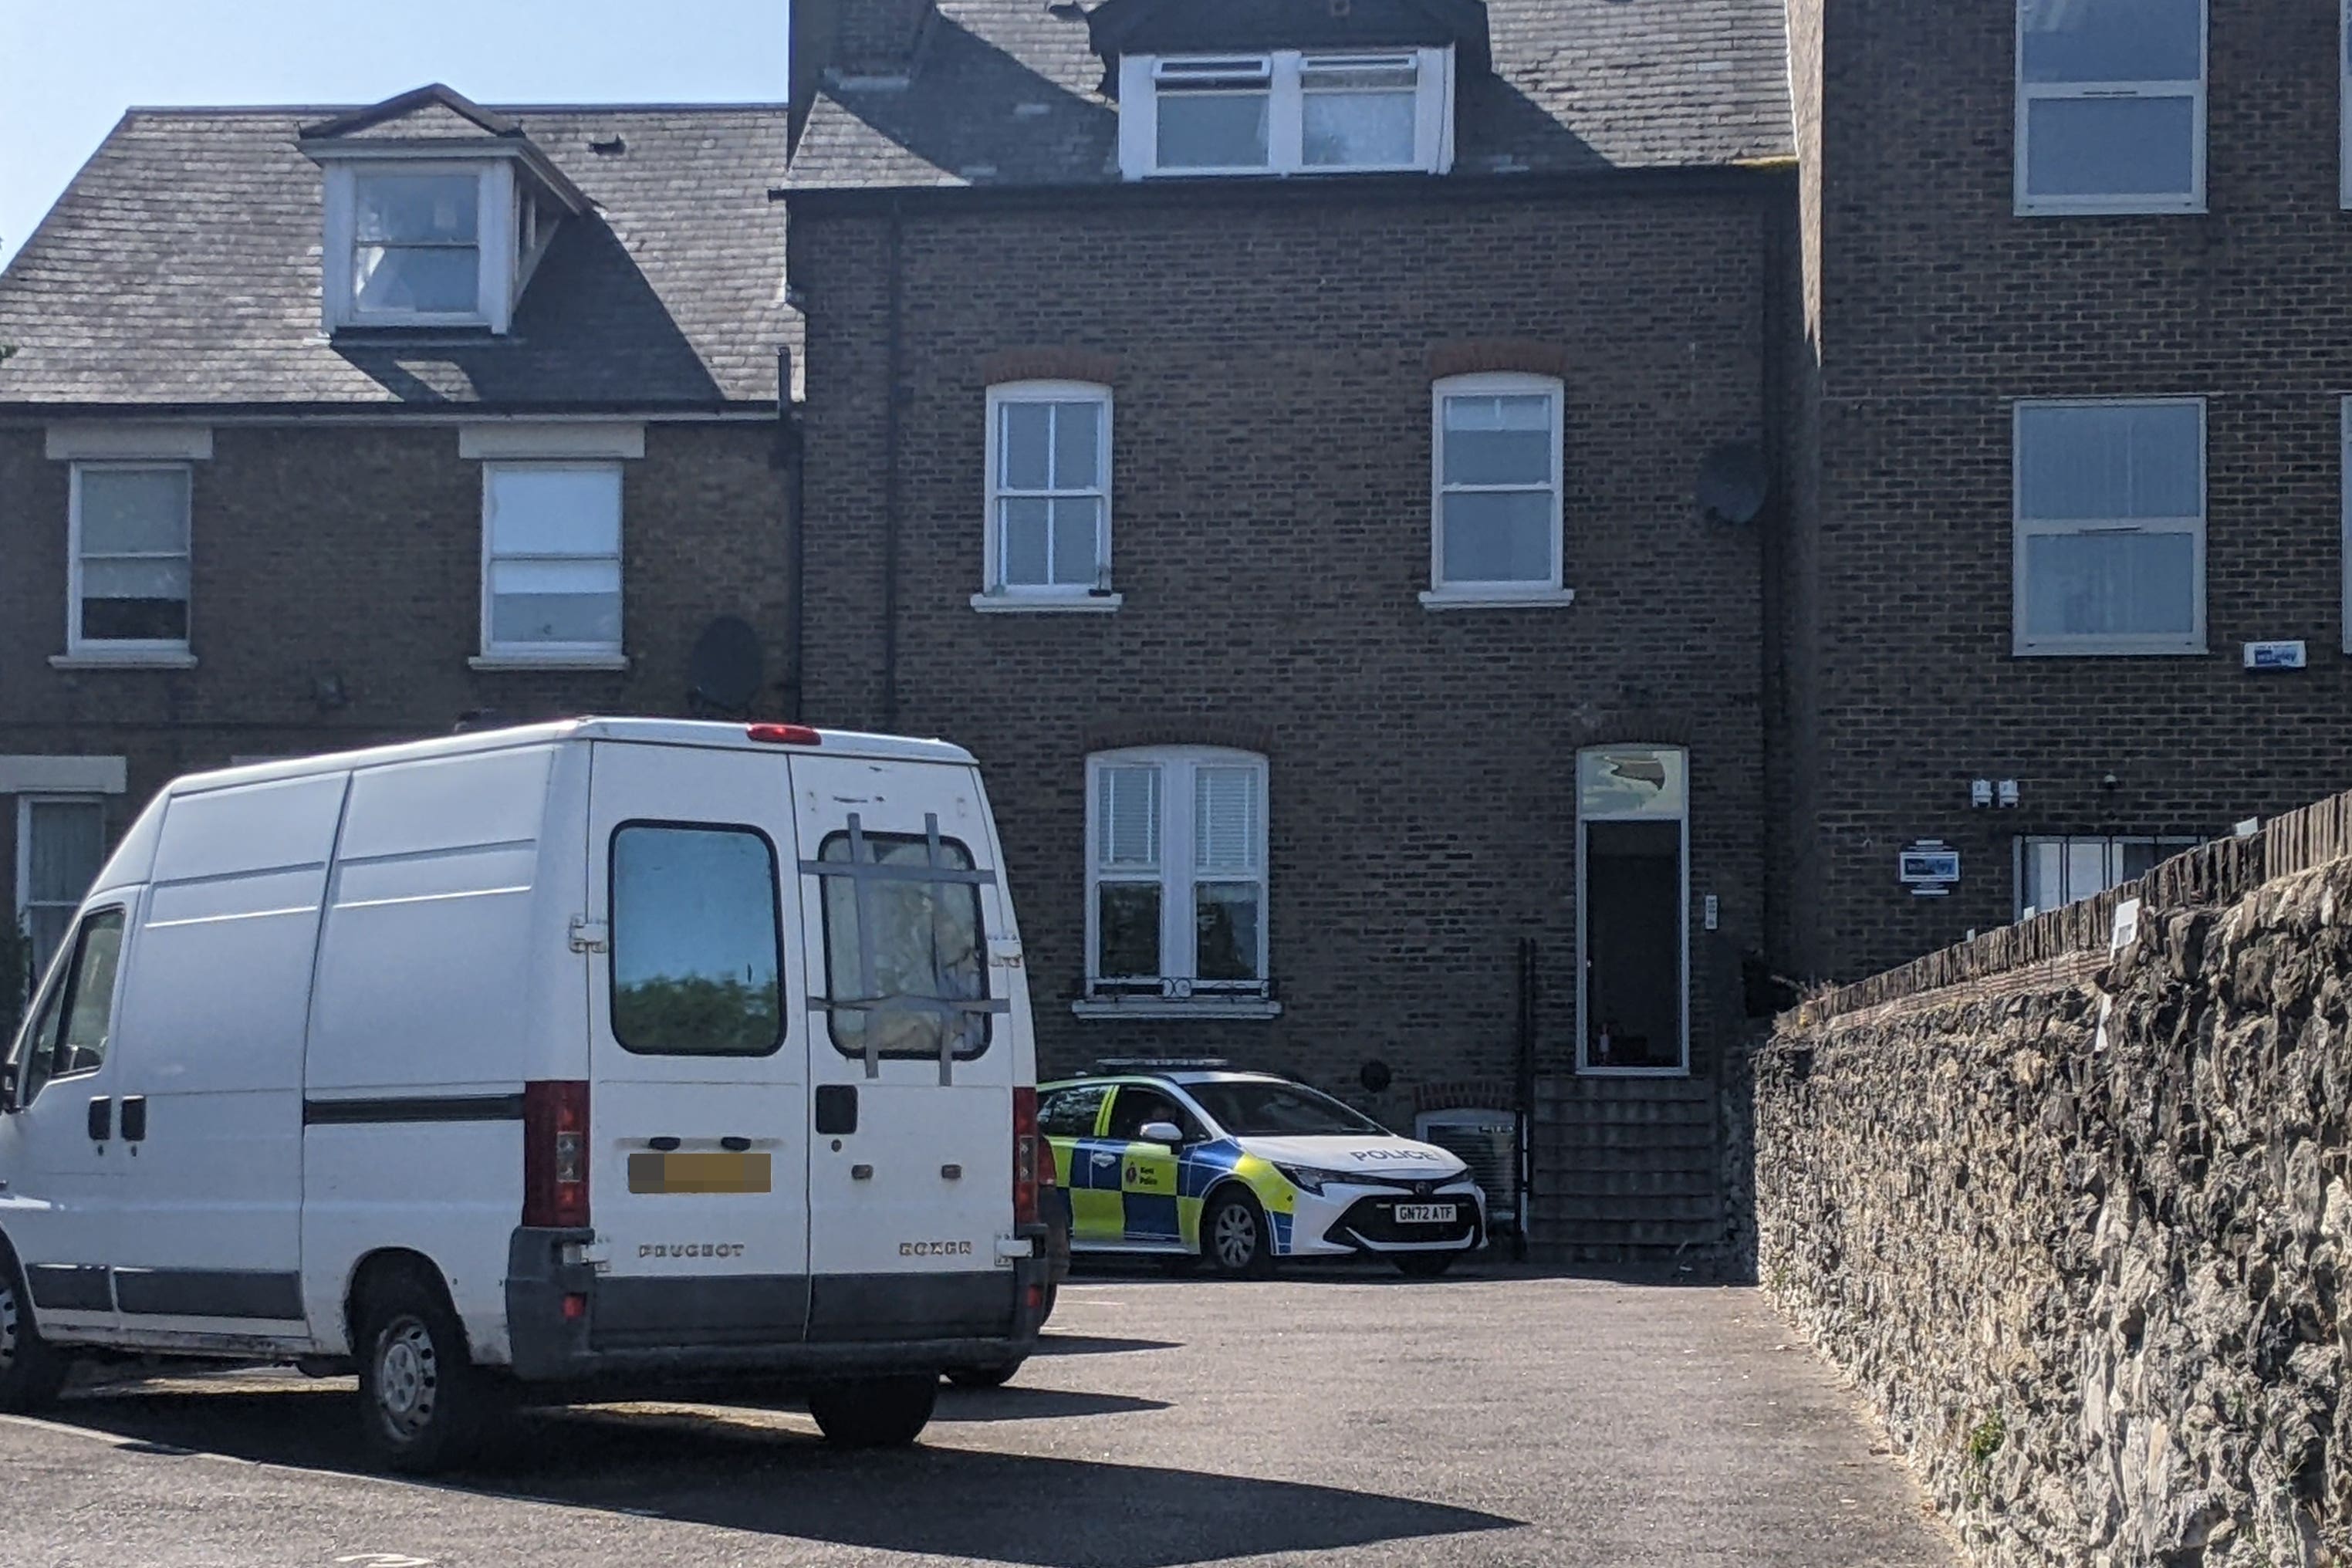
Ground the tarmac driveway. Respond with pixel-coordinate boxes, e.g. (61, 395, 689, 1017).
(1, 1265, 1958, 1567)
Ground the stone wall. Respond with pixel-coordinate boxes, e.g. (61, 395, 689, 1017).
(1756, 788, 2352, 1565)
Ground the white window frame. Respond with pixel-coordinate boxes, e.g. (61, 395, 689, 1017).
(321, 159, 515, 333)
(1117, 47, 1455, 179)
(976, 381, 1120, 613)
(2015, 833, 2204, 918)
(475, 461, 627, 667)
(1424, 372, 1573, 609)
(15, 794, 106, 981)
(2012, 397, 2207, 657)
(1080, 748, 1272, 1015)
(2014, 0, 2207, 216)
(66, 461, 192, 661)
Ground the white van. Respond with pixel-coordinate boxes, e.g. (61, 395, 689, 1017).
(0, 718, 1051, 1469)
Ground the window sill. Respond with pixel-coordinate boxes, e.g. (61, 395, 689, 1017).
(970, 593, 1124, 615)
(1418, 588, 1576, 611)
(2010, 642, 2207, 659)
(1071, 997, 1282, 1021)
(49, 651, 197, 671)
(2015, 200, 2206, 218)
(468, 653, 631, 672)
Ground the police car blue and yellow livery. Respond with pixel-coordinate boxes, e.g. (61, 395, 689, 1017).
(1039, 1069, 1485, 1277)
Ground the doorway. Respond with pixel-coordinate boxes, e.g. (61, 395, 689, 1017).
(1576, 747, 1688, 1075)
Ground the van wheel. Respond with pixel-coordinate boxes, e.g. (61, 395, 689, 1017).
(355, 1274, 494, 1473)
(1204, 1188, 1275, 1279)
(808, 1375, 936, 1446)
(946, 1360, 1022, 1389)
(0, 1251, 69, 1412)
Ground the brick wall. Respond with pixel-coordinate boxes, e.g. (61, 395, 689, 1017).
(1789, 0, 2352, 979)
(792, 181, 1785, 1099)
(0, 418, 790, 931)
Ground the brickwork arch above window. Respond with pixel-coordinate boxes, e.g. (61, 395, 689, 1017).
(1425, 339, 1571, 383)
(978, 347, 1122, 387)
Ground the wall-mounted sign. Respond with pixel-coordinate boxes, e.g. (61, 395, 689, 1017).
(1899, 841, 1960, 897)
(2243, 640, 2307, 671)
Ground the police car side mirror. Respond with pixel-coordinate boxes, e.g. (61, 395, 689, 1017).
(1139, 1120, 1184, 1147)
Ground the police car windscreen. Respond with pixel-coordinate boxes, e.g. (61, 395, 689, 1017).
(1186, 1082, 1389, 1138)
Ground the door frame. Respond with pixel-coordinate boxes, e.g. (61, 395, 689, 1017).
(1573, 745, 1691, 1077)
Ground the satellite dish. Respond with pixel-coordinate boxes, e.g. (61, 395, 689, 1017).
(688, 617, 765, 716)
(1696, 440, 1769, 525)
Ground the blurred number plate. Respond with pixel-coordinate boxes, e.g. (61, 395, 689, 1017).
(628, 1151, 771, 1195)
(1394, 1203, 1456, 1224)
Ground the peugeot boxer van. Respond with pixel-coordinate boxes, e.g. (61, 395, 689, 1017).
(0, 719, 1052, 1470)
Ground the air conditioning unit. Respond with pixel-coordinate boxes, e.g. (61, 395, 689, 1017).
(1414, 1109, 1521, 1233)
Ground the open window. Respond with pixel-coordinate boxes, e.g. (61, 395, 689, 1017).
(1119, 48, 1455, 178)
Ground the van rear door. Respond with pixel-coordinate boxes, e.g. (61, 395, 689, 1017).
(791, 753, 1018, 1342)
(584, 742, 808, 1350)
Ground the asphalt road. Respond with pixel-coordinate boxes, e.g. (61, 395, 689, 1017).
(3, 1265, 1958, 1568)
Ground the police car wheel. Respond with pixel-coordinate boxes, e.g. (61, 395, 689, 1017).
(1392, 1251, 1458, 1279)
(0, 1246, 69, 1413)
(809, 1374, 937, 1446)
(1203, 1188, 1274, 1279)
(946, 1360, 1022, 1389)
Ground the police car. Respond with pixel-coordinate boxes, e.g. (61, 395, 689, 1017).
(1039, 1066, 1485, 1277)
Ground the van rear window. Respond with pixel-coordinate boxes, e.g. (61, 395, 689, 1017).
(609, 823, 784, 1056)
(815, 827, 992, 1065)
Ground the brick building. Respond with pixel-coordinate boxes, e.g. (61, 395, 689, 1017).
(1778, 0, 2352, 976)
(0, 86, 795, 974)
(786, 0, 1794, 1245)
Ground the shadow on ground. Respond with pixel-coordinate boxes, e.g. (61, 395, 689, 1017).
(49, 1381, 1520, 1568)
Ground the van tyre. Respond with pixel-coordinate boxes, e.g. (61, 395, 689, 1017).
(808, 1375, 937, 1446)
(1204, 1188, 1275, 1279)
(356, 1274, 495, 1473)
(946, 1360, 1022, 1389)
(0, 1250, 69, 1412)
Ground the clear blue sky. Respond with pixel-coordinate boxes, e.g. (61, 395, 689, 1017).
(0, 0, 789, 266)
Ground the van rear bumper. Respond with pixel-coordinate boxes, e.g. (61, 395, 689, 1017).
(503, 1228, 1051, 1384)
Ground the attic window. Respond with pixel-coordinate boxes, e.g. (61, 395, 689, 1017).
(354, 171, 481, 315)
(319, 158, 563, 334)
(1118, 47, 1454, 178)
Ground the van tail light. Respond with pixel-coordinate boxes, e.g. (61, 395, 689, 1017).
(1013, 1086, 1040, 1228)
(523, 1079, 591, 1228)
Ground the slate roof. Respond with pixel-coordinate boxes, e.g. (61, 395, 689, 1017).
(788, 0, 1794, 191)
(0, 100, 796, 410)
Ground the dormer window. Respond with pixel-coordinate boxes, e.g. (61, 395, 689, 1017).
(299, 85, 586, 336)
(1118, 47, 1453, 178)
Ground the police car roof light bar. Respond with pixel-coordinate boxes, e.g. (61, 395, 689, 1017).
(1093, 1056, 1231, 1073)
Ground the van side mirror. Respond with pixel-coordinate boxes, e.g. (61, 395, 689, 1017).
(1139, 1120, 1184, 1147)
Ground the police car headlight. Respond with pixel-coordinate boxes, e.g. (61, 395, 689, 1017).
(1273, 1163, 1354, 1195)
